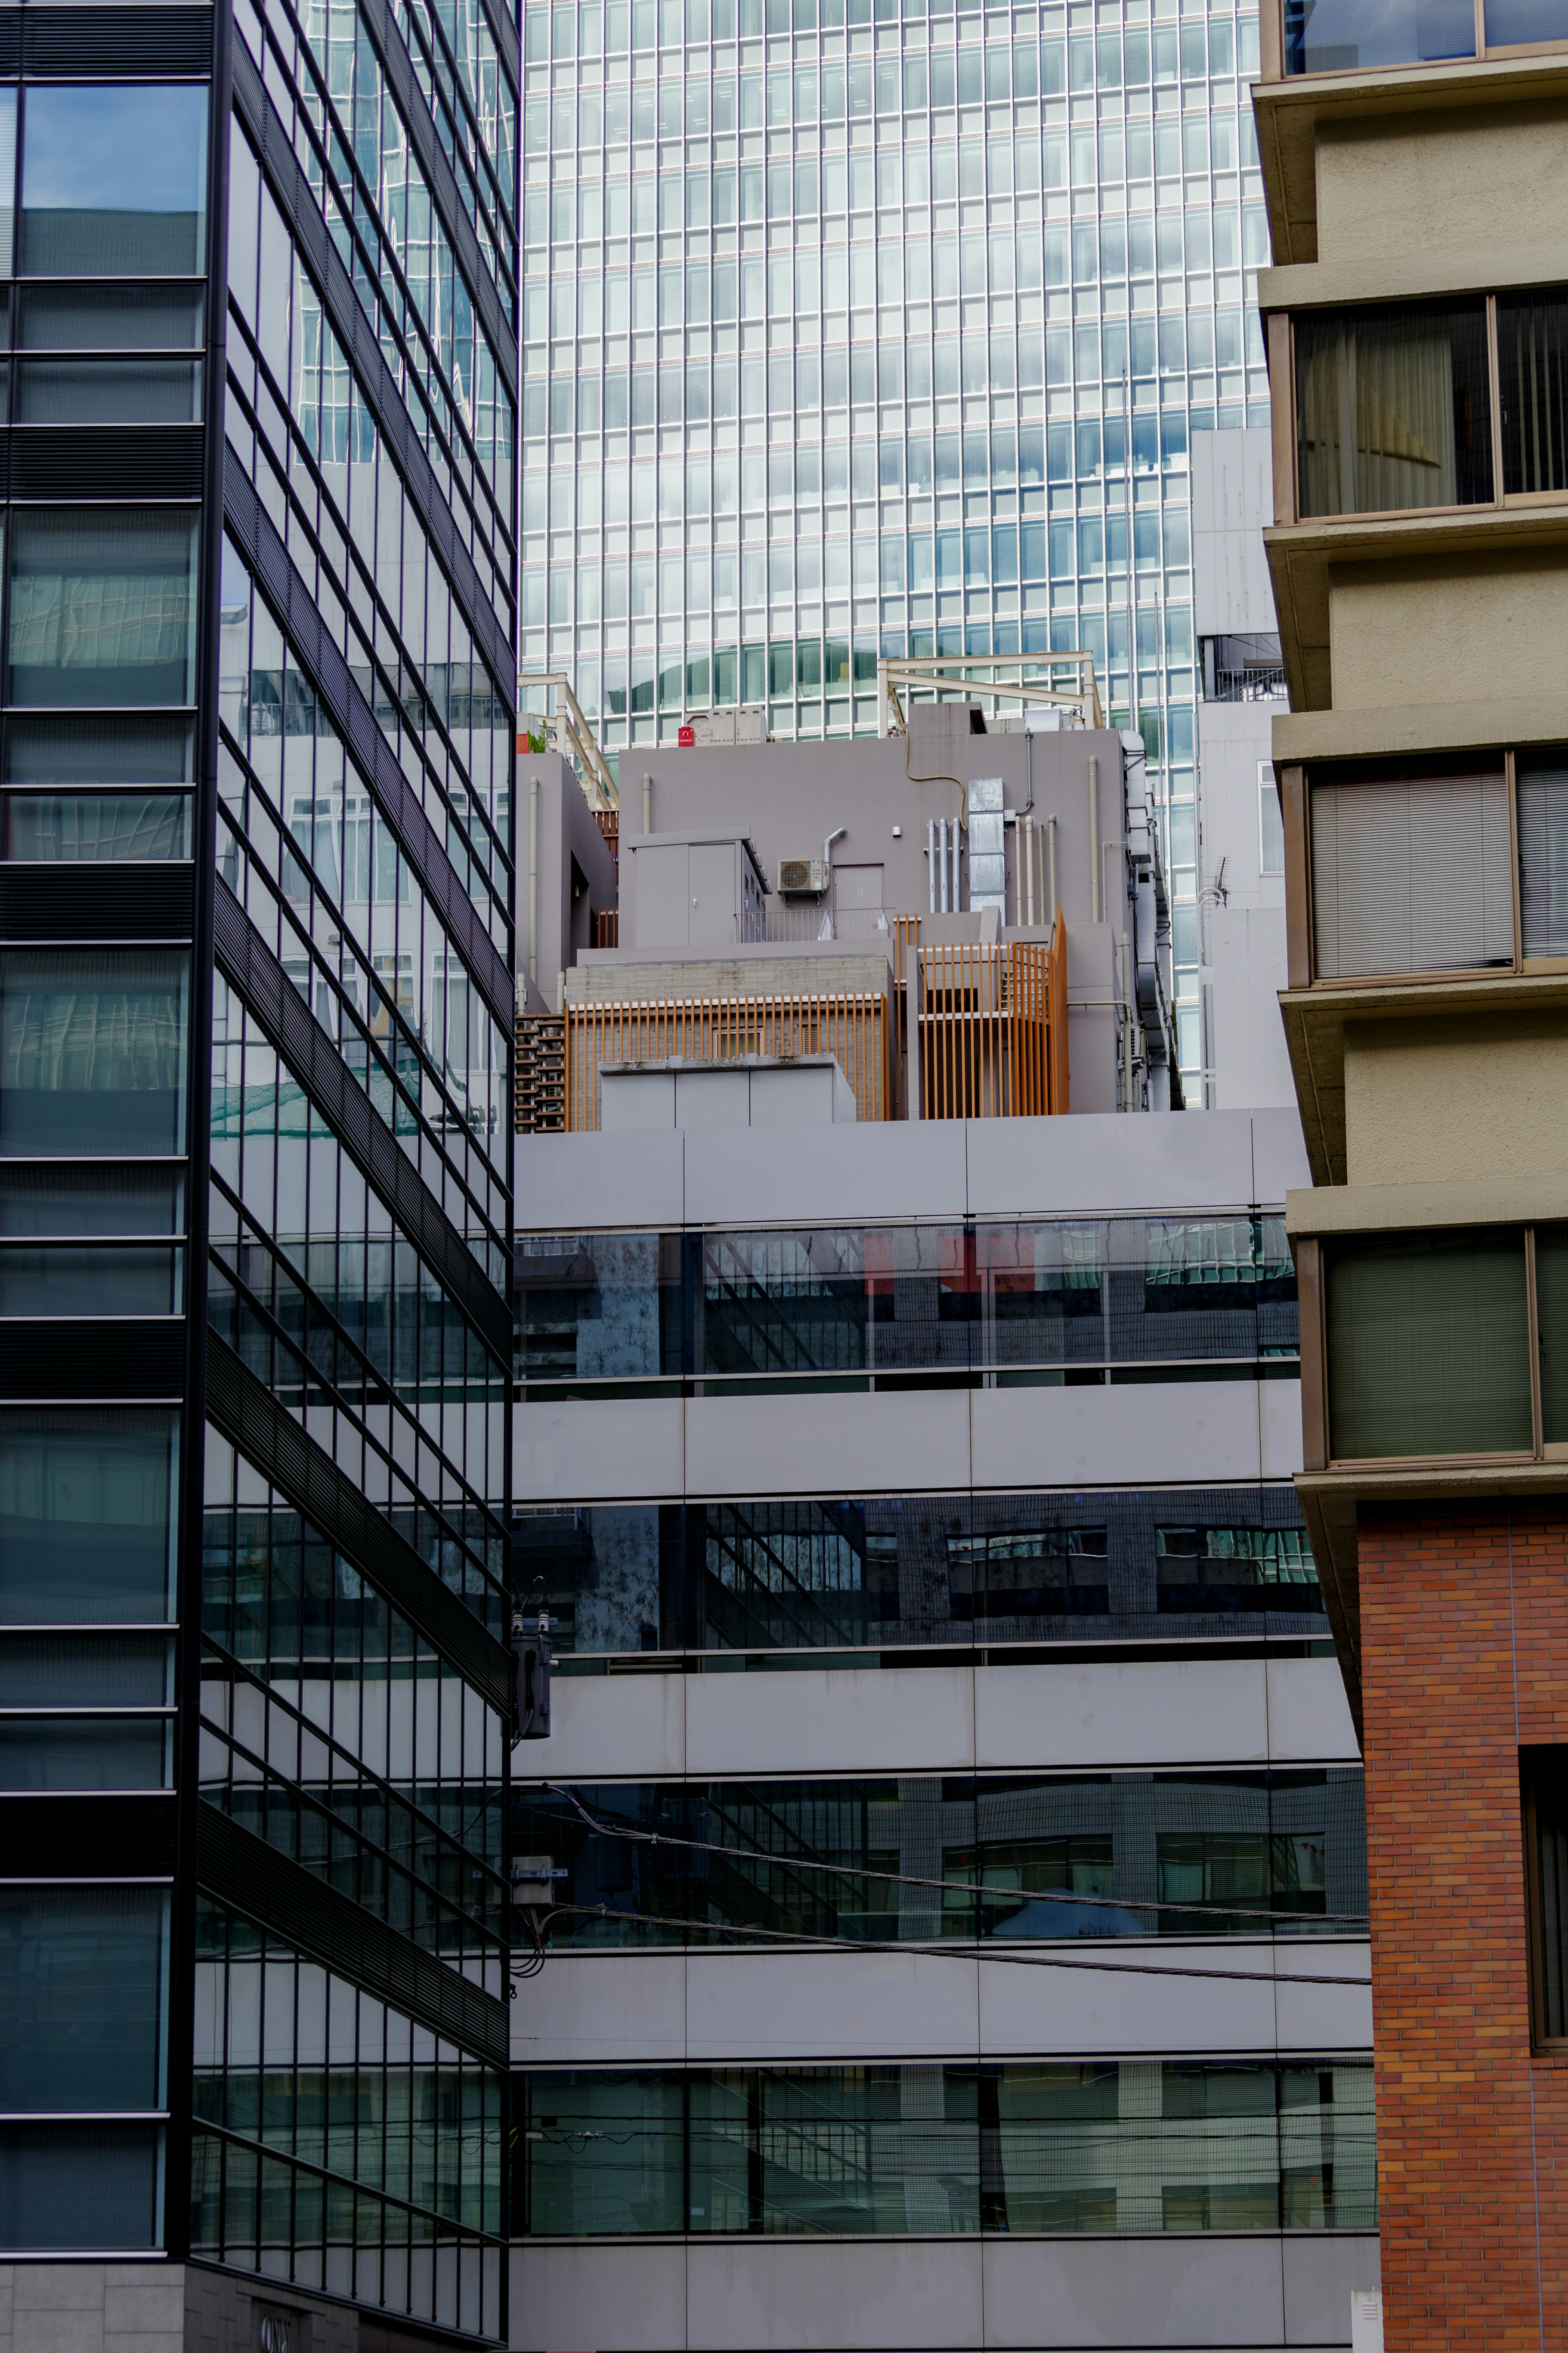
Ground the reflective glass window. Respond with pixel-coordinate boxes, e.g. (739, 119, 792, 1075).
(0, 952, 189, 1156)
(8, 513, 200, 708)
(0, 1409, 179, 1624)
(20, 86, 208, 277)
(0, 1887, 169, 2111)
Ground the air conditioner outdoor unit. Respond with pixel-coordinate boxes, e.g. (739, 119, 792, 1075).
(778, 858, 831, 896)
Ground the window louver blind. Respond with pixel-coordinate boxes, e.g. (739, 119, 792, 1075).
(1311, 772, 1512, 978)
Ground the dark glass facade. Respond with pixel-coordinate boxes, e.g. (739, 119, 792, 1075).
(0, 0, 517, 2333)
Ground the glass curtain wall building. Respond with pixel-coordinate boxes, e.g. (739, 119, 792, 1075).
(0, 0, 518, 2342)
(519, 0, 1270, 1086)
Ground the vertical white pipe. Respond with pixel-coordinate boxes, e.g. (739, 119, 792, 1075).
(528, 773, 539, 990)
(642, 771, 652, 835)
(927, 819, 938, 914)
(1089, 755, 1100, 923)
(1048, 815, 1058, 925)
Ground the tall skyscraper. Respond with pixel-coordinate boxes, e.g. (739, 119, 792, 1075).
(0, 1, 518, 2346)
(518, 0, 1272, 1093)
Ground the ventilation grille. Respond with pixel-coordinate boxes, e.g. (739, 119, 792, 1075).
(0, 1794, 176, 1877)
(14, 9, 213, 73)
(6, 428, 204, 500)
(0, 1318, 186, 1399)
(0, 863, 195, 941)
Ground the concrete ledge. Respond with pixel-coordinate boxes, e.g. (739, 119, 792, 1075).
(1258, 238, 1568, 311)
(1286, 1173, 1568, 1236)
(1272, 693, 1568, 763)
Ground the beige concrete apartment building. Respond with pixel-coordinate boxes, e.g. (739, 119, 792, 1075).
(1254, 3, 1568, 2343)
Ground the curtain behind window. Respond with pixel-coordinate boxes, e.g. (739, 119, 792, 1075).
(1499, 292, 1568, 494)
(1517, 756, 1568, 957)
(1295, 301, 1492, 515)
(1311, 769, 1512, 977)
(1326, 1228, 1532, 1459)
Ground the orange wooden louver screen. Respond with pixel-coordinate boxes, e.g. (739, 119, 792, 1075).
(565, 991, 891, 1129)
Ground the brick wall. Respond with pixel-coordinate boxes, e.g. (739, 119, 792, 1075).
(1360, 1499, 1568, 2352)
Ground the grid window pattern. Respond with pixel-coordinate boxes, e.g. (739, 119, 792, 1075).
(516, 2059, 1375, 2238)
(514, 1767, 1367, 1947)
(192, 1898, 504, 2333)
(516, 1483, 1323, 1656)
(517, 0, 1273, 1087)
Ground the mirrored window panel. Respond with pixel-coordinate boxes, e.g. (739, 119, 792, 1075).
(515, 2060, 1376, 2238)
(0, 1408, 179, 1624)
(0, 952, 189, 1155)
(514, 1768, 1368, 1949)
(8, 513, 200, 709)
(1, 792, 193, 860)
(0, 1887, 168, 2111)
(19, 86, 208, 277)
(518, 1485, 1323, 1658)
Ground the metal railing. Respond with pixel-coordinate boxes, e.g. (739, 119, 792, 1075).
(878, 653, 1104, 736)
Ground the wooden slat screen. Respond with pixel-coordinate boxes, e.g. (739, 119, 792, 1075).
(565, 992, 892, 1129)
(917, 921, 1068, 1119)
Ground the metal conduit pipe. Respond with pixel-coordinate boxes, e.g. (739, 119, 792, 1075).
(1088, 755, 1100, 923)
(927, 818, 938, 914)
(951, 817, 962, 913)
(642, 771, 652, 835)
(528, 773, 539, 991)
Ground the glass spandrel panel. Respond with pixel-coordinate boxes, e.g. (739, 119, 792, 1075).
(20, 87, 209, 277)
(0, 1716, 170, 1789)
(1, 794, 192, 860)
(0, 952, 189, 1155)
(17, 284, 205, 350)
(8, 514, 200, 708)
(4, 716, 195, 785)
(0, 1165, 183, 1235)
(0, 1409, 178, 1624)
(0, 1887, 168, 2110)
(1310, 770, 1512, 977)
(1485, 0, 1568, 41)
(1284, 0, 1474, 68)
(1294, 303, 1492, 516)
(0, 2124, 163, 2251)
(1518, 756, 1568, 956)
(0, 93, 14, 279)
(0, 1631, 172, 1706)
(1497, 294, 1568, 495)
(14, 362, 203, 426)
(0, 1245, 182, 1315)
(1326, 1227, 1532, 1459)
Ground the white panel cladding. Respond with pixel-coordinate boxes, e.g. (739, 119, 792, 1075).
(685, 2238, 988, 2350)
(512, 1942, 1370, 2070)
(508, 2236, 1379, 2349)
(980, 2233, 1290, 2348)
(516, 1395, 684, 1503)
(683, 1389, 972, 1501)
(1281, 2236, 1386, 2344)
(514, 1109, 1303, 1240)
(969, 1380, 1267, 1492)
(1265, 1659, 1362, 1763)
(973, 1659, 1273, 1772)
(532, 1657, 1361, 1784)
(516, 1379, 1290, 1506)
(1261, 1375, 1308, 1479)
(684, 1661, 978, 1779)
(517, 1127, 686, 1230)
(542, 1668, 687, 1780)
(510, 2243, 690, 2353)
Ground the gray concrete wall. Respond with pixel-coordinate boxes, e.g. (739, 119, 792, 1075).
(514, 754, 619, 1013)
(618, 715, 1127, 943)
(1192, 430, 1279, 638)
(1195, 698, 1294, 1113)
(0, 2266, 361, 2353)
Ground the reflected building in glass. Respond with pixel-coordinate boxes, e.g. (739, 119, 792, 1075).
(0, 8, 517, 2352)
(517, 0, 1272, 1093)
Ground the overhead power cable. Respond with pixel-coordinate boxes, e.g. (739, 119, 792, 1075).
(539, 1784, 1371, 1930)
(533, 1900, 1374, 1991)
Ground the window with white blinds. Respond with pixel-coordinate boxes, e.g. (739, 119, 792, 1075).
(1310, 769, 1513, 979)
